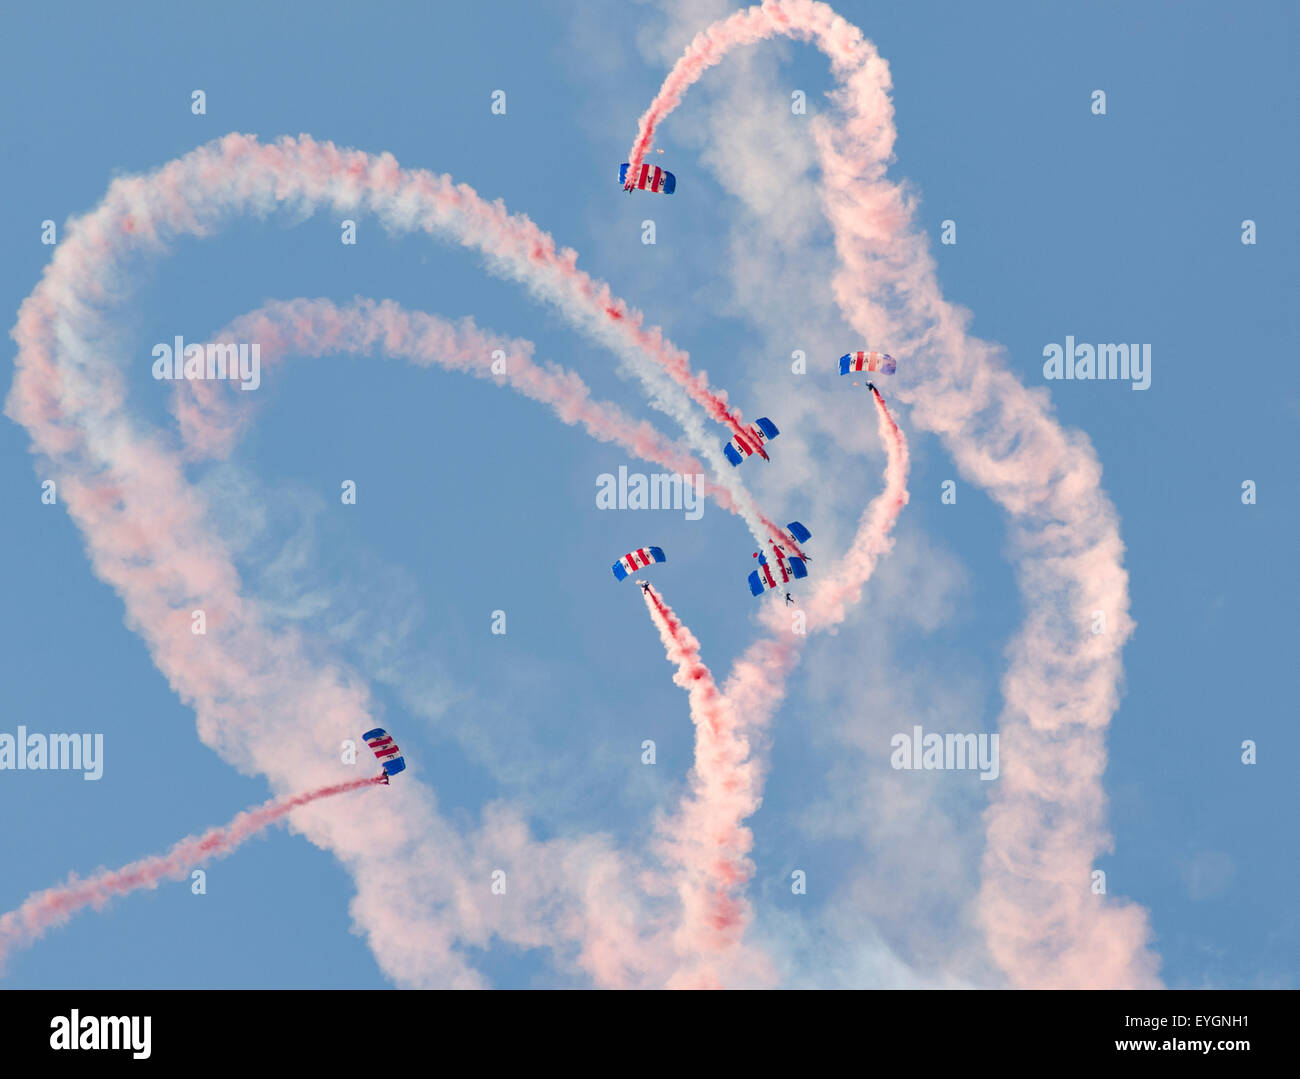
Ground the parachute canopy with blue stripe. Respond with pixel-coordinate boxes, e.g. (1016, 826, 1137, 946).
(839, 351, 896, 376)
(785, 520, 812, 545)
(748, 554, 808, 596)
(619, 162, 676, 194)
(723, 417, 779, 467)
(612, 546, 667, 581)
(362, 727, 406, 778)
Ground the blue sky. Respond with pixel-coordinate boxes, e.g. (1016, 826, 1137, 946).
(1, 0, 1296, 988)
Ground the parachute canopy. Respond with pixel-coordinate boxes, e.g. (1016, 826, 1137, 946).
(723, 417, 779, 467)
(840, 351, 896, 376)
(362, 727, 406, 778)
(620, 163, 676, 194)
(785, 520, 812, 545)
(748, 552, 808, 596)
(749, 522, 813, 595)
(612, 546, 667, 581)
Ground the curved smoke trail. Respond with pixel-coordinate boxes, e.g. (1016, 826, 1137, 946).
(6, 132, 828, 984)
(5, 0, 1154, 989)
(640, 390, 911, 985)
(4, 148, 748, 986)
(12, 136, 780, 553)
(626, 0, 1158, 987)
(180, 297, 757, 529)
(188, 295, 831, 986)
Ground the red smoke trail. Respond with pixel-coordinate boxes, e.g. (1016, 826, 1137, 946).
(637, 393, 910, 986)
(0, 775, 384, 967)
(628, 0, 1158, 987)
(178, 298, 800, 554)
(718, 389, 910, 850)
(11, 133, 778, 552)
(640, 584, 770, 988)
(625, 1, 808, 183)
(243, 137, 748, 447)
(796, 389, 910, 630)
(5, 133, 801, 984)
(731, 391, 909, 734)
(185, 290, 813, 986)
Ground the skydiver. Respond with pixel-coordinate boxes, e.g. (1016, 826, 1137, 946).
(378, 772, 390, 786)
(785, 592, 794, 606)
(639, 580, 651, 593)
(865, 381, 876, 393)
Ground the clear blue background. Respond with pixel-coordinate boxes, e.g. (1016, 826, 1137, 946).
(1, 0, 1295, 988)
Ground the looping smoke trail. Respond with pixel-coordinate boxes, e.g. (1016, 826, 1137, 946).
(9, 132, 779, 548)
(182, 297, 815, 987)
(5, 0, 1155, 989)
(6, 135, 813, 984)
(637, 391, 910, 985)
(722, 389, 910, 782)
(177, 297, 761, 527)
(626, 0, 1159, 987)
(0, 775, 384, 968)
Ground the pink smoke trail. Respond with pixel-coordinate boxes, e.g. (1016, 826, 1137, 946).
(797, 389, 910, 631)
(640, 390, 910, 986)
(716, 390, 910, 848)
(0, 775, 384, 968)
(12, 133, 782, 552)
(185, 296, 821, 988)
(626, 0, 1158, 987)
(4, 136, 811, 984)
(188, 296, 800, 555)
(640, 583, 770, 988)
(176, 297, 787, 542)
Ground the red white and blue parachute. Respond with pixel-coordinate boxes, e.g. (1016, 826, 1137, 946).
(783, 520, 812, 546)
(747, 522, 812, 595)
(612, 546, 667, 581)
(620, 163, 676, 194)
(840, 351, 897, 376)
(748, 551, 808, 595)
(362, 727, 406, 778)
(723, 417, 779, 467)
